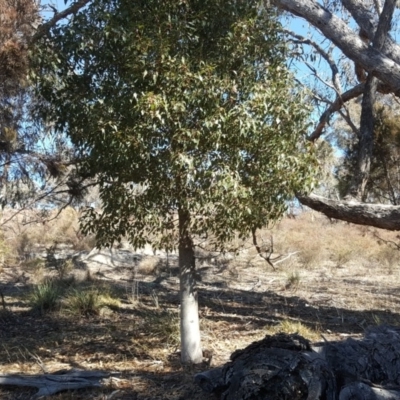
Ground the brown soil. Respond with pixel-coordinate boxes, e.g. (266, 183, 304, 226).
(1, 216, 400, 398)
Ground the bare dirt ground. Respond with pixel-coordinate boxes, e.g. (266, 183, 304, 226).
(1, 213, 400, 399)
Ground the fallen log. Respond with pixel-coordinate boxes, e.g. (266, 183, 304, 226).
(0, 369, 109, 399)
(195, 326, 400, 400)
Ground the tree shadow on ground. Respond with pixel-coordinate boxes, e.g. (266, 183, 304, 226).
(1, 270, 400, 399)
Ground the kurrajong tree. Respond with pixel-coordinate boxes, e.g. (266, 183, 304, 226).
(33, 0, 316, 363)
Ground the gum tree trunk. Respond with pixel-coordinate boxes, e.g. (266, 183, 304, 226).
(346, 0, 396, 200)
(346, 75, 377, 200)
(178, 208, 202, 364)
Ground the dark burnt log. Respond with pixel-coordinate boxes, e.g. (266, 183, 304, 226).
(195, 326, 400, 400)
(339, 382, 400, 400)
(324, 325, 400, 390)
(195, 333, 336, 400)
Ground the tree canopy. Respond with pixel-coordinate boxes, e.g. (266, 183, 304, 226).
(32, 0, 316, 363)
(33, 0, 315, 249)
(4, 0, 400, 231)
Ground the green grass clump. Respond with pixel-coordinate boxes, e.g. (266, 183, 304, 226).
(29, 280, 62, 314)
(64, 286, 121, 316)
(145, 309, 180, 347)
(64, 288, 102, 316)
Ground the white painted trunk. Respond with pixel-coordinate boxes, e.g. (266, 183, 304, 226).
(180, 266, 202, 364)
(178, 209, 203, 365)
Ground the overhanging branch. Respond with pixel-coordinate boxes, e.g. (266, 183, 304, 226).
(297, 193, 400, 231)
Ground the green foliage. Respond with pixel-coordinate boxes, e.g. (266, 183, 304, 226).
(64, 288, 102, 316)
(33, 0, 316, 250)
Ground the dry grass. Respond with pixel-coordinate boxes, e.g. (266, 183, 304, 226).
(1, 210, 400, 398)
(138, 256, 161, 275)
(1, 207, 96, 268)
(267, 319, 321, 341)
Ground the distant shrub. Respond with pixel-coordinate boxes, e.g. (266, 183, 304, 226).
(45, 244, 75, 279)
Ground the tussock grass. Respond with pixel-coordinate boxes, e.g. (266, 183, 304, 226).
(64, 285, 121, 317)
(64, 288, 102, 316)
(285, 271, 301, 289)
(144, 309, 180, 347)
(29, 280, 62, 314)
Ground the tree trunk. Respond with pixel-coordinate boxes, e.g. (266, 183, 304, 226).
(346, 75, 377, 200)
(178, 208, 202, 365)
(346, 0, 397, 201)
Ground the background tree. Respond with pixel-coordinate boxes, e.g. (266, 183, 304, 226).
(32, 0, 316, 363)
(0, 0, 40, 206)
(273, 0, 400, 229)
(335, 101, 400, 204)
(0, 0, 95, 215)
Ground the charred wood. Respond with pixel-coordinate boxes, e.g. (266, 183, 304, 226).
(195, 326, 400, 400)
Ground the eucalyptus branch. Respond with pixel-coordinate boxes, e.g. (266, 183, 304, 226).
(373, 0, 397, 50)
(341, 0, 400, 65)
(286, 30, 342, 94)
(308, 84, 364, 141)
(337, 108, 360, 138)
(304, 61, 340, 94)
(373, 0, 383, 14)
(0, 180, 67, 226)
(31, 0, 92, 42)
(0, 178, 97, 227)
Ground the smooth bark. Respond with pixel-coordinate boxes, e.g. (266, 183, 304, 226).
(0, 370, 108, 399)
(342, 0, 400, 66)
(273, 0, 400, 93)
(297, 193, 400, 230)
(178, 208, 202, 365)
